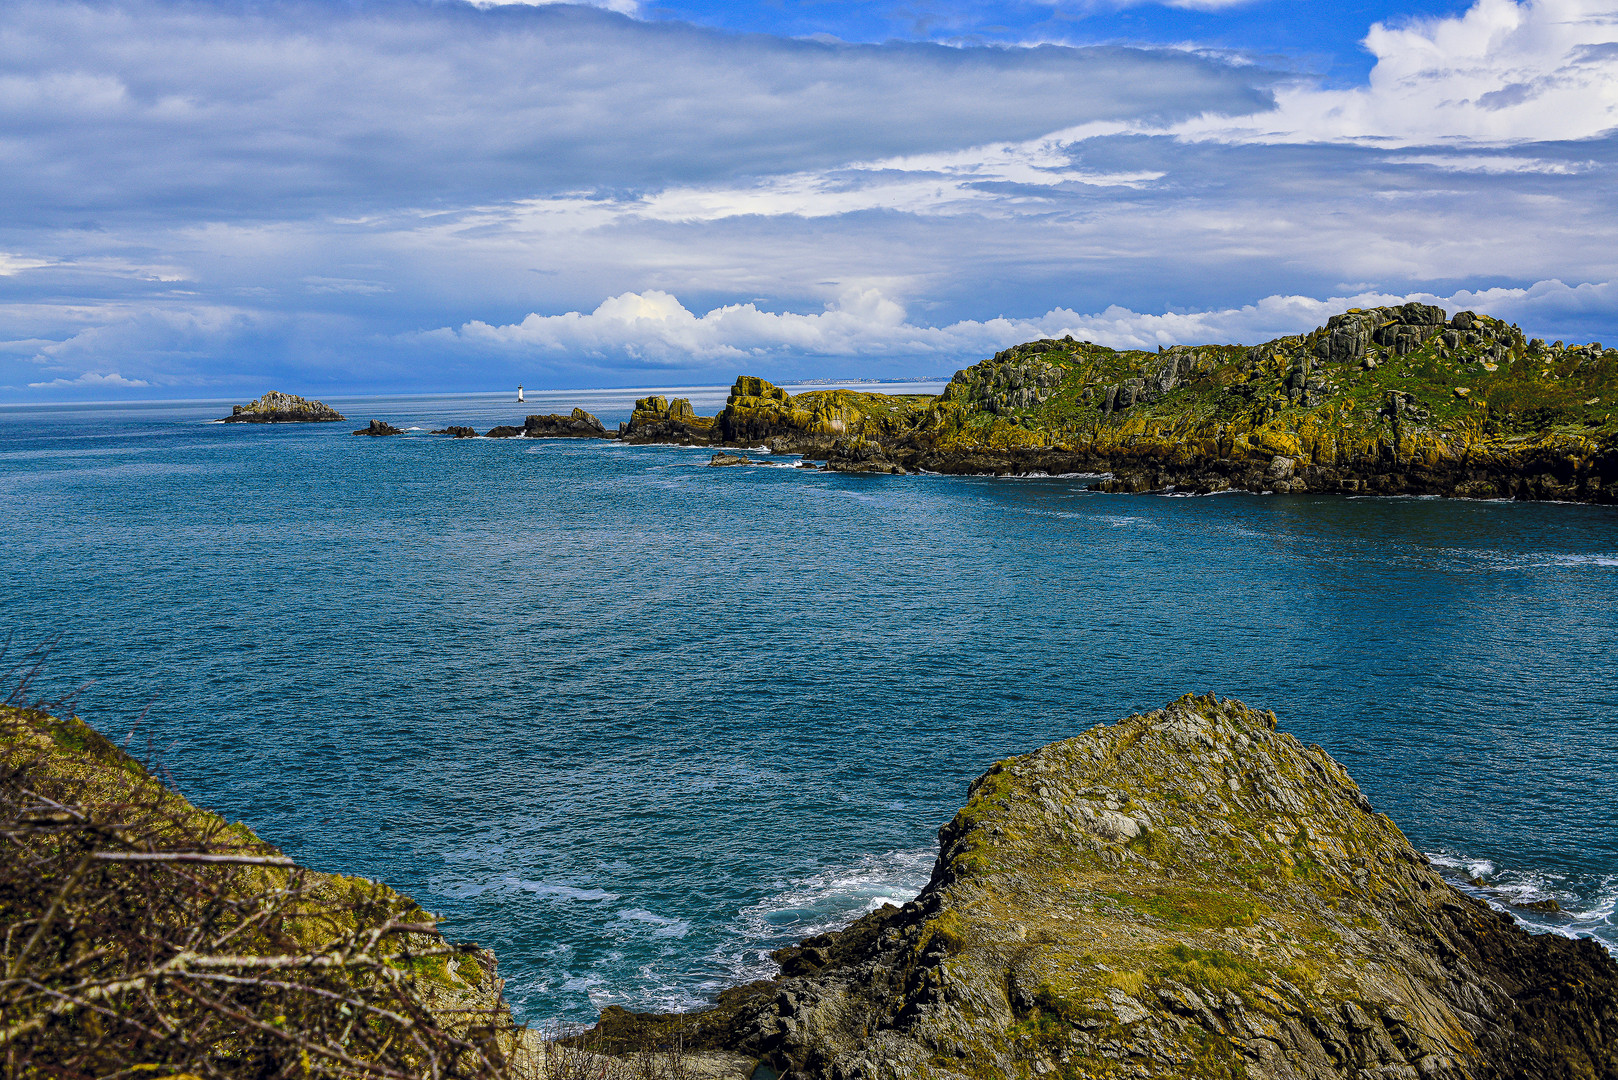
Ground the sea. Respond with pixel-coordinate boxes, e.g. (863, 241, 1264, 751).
(2, 386, 1615, 1025)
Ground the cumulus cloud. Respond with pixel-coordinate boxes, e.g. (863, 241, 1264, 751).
(437, 279, 1618, 368)
(2, 0, 1617, 398)
(27, 371, 150, 389)
(1166, 0, 1618, 144)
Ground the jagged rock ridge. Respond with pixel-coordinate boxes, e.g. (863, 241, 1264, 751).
(589, 696, 1618, 1080)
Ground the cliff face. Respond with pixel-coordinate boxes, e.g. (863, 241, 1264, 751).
(221, 390, 346, 423)
(592, 696, 1618, 1080)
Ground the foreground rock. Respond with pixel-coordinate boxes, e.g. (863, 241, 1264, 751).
(353, 419, 404, 436)
(587, 695, 1618, 1079)
(1, 705, 519, 1074)
(220, 390, 345, 423)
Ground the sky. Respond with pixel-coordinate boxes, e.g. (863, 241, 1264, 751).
(2, 0, 1618, 399)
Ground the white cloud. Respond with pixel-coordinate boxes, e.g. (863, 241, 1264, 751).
(437, 279, 1616, 366)
(1168, 0, 1618, 144)
(472, 0, 638, 9)
(634, 138, 1163, 222)
(27, 370, 150, 388)
(0, 253, 52, 275)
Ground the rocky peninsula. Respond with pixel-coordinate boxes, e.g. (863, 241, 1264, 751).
(587, 695, 1618, 1080)
(220, 390, 346, 423)
(503, 304, 1616, 502)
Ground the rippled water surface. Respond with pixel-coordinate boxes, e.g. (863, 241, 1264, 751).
(3, 390, 1615, 1022)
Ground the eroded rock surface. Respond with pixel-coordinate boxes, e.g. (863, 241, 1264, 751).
(591, 696, 1618, 1080)
(220, 391, 346, 423)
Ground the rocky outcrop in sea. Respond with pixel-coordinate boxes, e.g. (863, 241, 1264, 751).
(520, 409, 612, 438)
(220, 390, 346, 423)
(353, 419, 404, 436)
(621, 395, 716, 443)
(585, 695, 1618, 1079)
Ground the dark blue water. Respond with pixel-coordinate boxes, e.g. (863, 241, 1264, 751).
(3, 390, 1615, 1023)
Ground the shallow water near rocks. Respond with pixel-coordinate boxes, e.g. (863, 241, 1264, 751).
(2, 389, 1615, 1023)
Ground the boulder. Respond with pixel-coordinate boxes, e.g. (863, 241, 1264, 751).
(220, 391, 345, 423)
(588, 696, 1618, 1080)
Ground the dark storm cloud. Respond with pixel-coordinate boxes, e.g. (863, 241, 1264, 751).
(0, 0, 1276, 225)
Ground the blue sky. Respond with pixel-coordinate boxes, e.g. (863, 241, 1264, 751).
(2, 0, 1617, 399)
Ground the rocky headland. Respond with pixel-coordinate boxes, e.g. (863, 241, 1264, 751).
(585, 695, 1618, 1080)
(221, 390, 346, 423)
(494, 304, 1614, 502)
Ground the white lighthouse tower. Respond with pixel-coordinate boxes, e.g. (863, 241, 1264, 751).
(517, 384, 525, 403)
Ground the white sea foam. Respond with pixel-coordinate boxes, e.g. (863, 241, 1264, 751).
(507, 880, 620, 902)
(1428, 851, 1617, 955)
(613, 908, 692, 939)
(715, 849, 934, 987)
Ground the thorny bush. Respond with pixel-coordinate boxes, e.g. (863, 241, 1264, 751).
(0, 645, 519, 1080)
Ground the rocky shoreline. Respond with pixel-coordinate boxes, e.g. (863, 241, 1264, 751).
(10, 693, 1615, 1079)
(385, 304, 1617, 503)
(582, 695, 1618, 1080)
(239, 305, 1617, 502)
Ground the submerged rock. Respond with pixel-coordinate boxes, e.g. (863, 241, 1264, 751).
(352, 419, 404, 436)
(589, 695, 1618, 1079)
(220, 391, 345, 423)
(709, 453, 751, 466)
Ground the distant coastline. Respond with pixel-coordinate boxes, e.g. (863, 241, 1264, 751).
(301, 303, 1617, 504)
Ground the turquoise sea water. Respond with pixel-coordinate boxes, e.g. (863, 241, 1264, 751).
(2, 388, 1616, 1024)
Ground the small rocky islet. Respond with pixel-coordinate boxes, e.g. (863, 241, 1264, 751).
(219, 390, 346, 423)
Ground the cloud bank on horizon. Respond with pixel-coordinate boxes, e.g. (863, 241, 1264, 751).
(1, 0, 1616, 398)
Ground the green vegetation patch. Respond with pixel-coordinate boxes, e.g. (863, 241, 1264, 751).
(1107, 887, 1269, 930)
